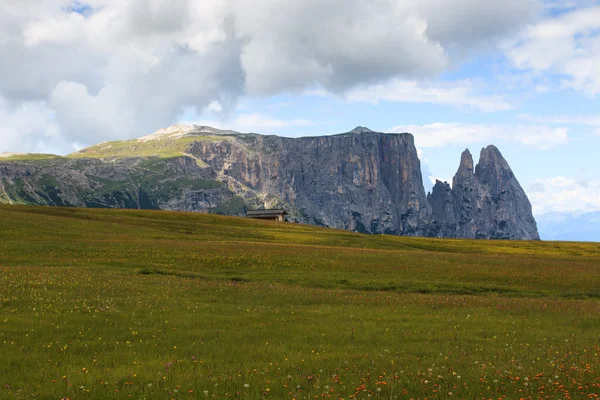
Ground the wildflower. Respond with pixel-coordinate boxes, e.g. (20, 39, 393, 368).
(244, 384, 250, 388)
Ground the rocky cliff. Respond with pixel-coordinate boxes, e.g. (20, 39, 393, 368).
(0, 125, 539, 240)
(428, 146, 539, 240)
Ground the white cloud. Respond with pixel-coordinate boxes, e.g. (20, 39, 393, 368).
(0, 96, 71, 154)
(391, 122, 569, 149)
(416, 147, 435, 194)
(0, 0, 538, 152)
(192, 113, 313, 134)
(504, 4, 600, 95)
(528, 177, 600, 215)
(518, 113, 600, 126)
(207, 101, 223, 114)
(344, 79, 513, 112)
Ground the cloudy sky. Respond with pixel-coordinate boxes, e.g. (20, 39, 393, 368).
(1, 0, 599, 219)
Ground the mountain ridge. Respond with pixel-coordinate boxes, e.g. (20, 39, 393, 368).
(0, 124, 539, 240)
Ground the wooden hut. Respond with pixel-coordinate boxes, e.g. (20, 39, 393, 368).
(245, 209, 288, 222)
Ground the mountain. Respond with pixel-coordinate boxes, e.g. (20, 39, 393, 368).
(0, 124, 539, 240)
(428, 147, 540, 240)
(536, 211, 600, 242)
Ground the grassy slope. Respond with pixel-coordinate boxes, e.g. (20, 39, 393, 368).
(0, 138, 230, 207)
(0, 205, 599, 399)
(0, 153, 65, 161)
(0, 134, 232, 162)
(67, 135, 231, 159)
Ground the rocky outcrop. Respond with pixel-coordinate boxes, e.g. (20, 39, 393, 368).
(186, 127, 430, 235)
(0, 125, 539, 240)
(427, 146, 539, 240)
(0, 156, 237, 212)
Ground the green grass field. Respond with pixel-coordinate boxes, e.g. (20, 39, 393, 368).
(1, 205, 599, 400)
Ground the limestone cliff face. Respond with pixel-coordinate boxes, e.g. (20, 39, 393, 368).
(427, 146, 539, 240)
(187, 127, 430, 235)
(0, 125, 539, 240)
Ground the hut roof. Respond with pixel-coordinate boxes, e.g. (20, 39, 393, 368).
(246, 209, 288, 217)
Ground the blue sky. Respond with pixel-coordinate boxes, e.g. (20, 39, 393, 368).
(1, 0, 599, 218)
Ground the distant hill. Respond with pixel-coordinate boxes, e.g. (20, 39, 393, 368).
(0, 124, 539, 240)
(537, 211, 600, 242)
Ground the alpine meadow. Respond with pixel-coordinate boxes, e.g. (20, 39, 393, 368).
(3, 3, 600, 399)
(1, 205, 599, 399)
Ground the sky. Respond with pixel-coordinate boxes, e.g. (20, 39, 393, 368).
(1, 0, 599, 220)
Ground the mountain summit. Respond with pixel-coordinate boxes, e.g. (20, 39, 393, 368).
(429, 145, 539, 240)
(0, 125, 539, 240)
(348, 126, 375, 134)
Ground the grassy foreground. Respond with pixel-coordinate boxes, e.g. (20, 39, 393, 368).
(0, 205, 599, 400)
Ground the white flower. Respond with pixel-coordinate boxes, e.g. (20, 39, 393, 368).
(244, 384, 250, 388)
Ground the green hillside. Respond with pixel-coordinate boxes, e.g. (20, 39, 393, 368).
(68, 135, 228, 160)
(1, 205, 599, 399)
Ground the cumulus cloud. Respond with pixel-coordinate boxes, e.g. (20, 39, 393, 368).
(193, 113, 313, 134)
(390, 123, 569, 150)
(504, 4, 600, 95)
(0, 97, 70, 154)
(527, 177, 600, 215)
(0, 0, 538, 153)
(344, 79, 513, 112)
